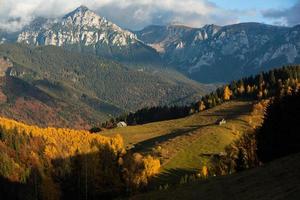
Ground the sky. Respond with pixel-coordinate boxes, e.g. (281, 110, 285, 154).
(0, 0, 299, 31)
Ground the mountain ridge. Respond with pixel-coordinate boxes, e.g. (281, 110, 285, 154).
(136, 22, 300, 83)
(1, 5, 299, 84)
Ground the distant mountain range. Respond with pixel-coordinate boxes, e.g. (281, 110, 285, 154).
(136, 23, 300, 83)
(1, 6, 299, 83)
(0, 5, 299, 128)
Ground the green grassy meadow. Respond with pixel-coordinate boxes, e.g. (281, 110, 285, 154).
(101, 100, 264, 186)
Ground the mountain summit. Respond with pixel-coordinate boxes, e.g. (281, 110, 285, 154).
(74, 5, 89, 12)
(18, 6, 136, 47)
(15, 6, 161, 64)
(63, 5, 93, 19)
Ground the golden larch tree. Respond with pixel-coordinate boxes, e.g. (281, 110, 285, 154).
(223, 86, 232, 100)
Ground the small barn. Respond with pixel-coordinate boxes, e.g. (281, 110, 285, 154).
(117, 121, 127, 127)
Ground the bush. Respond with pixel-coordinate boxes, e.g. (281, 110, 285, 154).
(89, 127, 102, 133)
(123, 153, 161, 191)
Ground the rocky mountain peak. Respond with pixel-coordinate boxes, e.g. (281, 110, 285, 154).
(201, 24, 220, 30)
(62, 5, 105, 28)
(16, 5, 138, 47)
(135, 22, 300, 82)
(200, 24, 221, 37)
(7, 5, 163, 64)
(63, 5, 97, 20)
(76, 5, 89, 12)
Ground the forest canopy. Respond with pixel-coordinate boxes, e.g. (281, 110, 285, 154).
(0, 117, 160, 199)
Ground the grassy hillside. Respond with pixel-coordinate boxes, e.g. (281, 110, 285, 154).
(131, 152, 300, 200)
(0, 44, 211, 128)
(101, 100, 264, 186)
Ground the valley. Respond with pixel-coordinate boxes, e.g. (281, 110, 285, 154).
(0, 3, 299, 200)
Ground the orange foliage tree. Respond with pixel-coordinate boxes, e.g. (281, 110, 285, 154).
(223, 86, 232, 100)
(0, 117, 160, 198)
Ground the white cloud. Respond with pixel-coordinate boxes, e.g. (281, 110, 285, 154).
(262, 0, 300, 26)
(0, 0, 255, 31)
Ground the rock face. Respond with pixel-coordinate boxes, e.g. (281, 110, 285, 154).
(1, 6, 299, 83)
(136, 23, 300, 83)
(17, 6, 136, 47)
(15, 6, 161, 64)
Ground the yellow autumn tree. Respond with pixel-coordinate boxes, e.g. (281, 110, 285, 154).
(202, 166, 208, 178)
(123, 153, 161, 189)
(223, 86, 232, 100)
(198, 101, 206, 111)
(0, 116, 161, 197)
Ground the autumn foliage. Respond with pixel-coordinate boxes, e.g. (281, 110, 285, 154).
(0, 117, 160, 199)
(223, 86, 232, 100)
(123, 153, 161, 190)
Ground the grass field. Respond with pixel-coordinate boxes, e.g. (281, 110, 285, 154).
(101, 101, 257, 147)
(131, 153, 300, 200)
(102, 100, 264, 186)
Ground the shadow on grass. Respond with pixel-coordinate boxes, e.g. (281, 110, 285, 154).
(200, 102, 252, 118)
(132, 102, 255, 190)
(132, 123, 215, 153)
(147, 168, 198, 190)
(132, 103, 253, 154)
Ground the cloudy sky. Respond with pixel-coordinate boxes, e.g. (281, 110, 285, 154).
(0, 0, 299, 31)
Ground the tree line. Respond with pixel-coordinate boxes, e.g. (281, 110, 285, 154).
(207, 88, 300, 176)
(99, 65, 300, 129)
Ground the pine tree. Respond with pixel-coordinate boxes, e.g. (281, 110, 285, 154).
(269, 70, 276, 86)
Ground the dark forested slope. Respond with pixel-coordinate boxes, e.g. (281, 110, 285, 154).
(0, 44, 208, 128)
